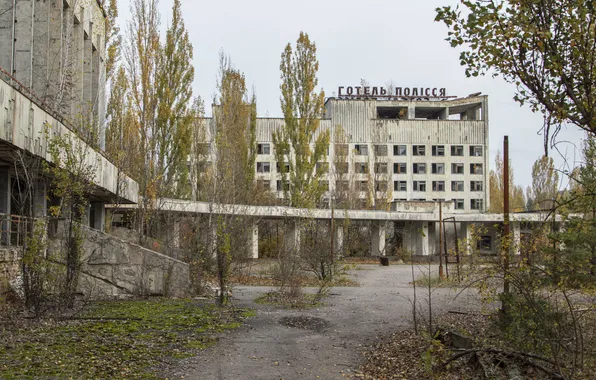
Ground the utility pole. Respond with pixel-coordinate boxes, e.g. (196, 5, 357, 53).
(503, 136, 511, 308)
(330, 195, 335, 274)
(439, 200, 444, 279)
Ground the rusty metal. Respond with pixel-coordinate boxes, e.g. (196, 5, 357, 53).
(503, 136, 511, 297)
(438, 200, 444, 279)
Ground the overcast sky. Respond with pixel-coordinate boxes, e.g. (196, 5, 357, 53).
(118, 0, 585, 190)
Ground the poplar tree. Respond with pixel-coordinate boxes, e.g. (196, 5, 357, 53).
(526, 155, 560, 211)
(155, 0, 194, 197)
(273, 32, 329, 208)
(489, 150, 526, 212)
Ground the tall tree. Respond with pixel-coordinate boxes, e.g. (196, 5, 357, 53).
(273, 32, 330, 208)
(212, 53, 257, 204)
(102, 0, 121, 82)
(155, 0, 194, 197)
(489, 150, 526, 212)
(435, 1, 596, 149)
(526, 155, 560, 211)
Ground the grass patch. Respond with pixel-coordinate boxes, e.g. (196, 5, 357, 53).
(230, 274, 359, 287)
(0, 299, 254, 379)
(255, 291, 324, 309)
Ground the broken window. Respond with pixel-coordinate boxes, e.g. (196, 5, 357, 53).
(256, 162, 270, 173)
(431, 163, 445, 174)
(451, 181, 464, 191)
(432, 181, 445, 192)
(355, 144, 369, 156)
(451, 163, 464, 174)
(393, 145, 407, 156)
(257, 143, 271, 155)
(394, 181, 407, 192)
(413, 181, 426, 192)
(451, 145, 464, 156)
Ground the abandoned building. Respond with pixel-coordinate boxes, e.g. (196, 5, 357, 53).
(201, 93, 489, 213)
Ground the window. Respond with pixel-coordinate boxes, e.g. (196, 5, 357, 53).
(256, 162, 270, 173)
(431, 163, 445, 174)
(374, 163, 388, 174)
(257, 143, 270, 155)
(374, 145, 388, 156)
(394, 181, 407, 192)
(413, 163, 426, 174)
(432, 181, 445, 191)
(355, 144, 368, 156)
(355, 163, 369, 174)
(276, 180, 290, 191)
(470, 163, 483, 174)
(451, 163, 464, 174)
(359, 180, 368, 191)
(413, 181, 426, 192)
(477, 235, 492, 251)
(413, 145, 426, 156)
(432, 145, 445, 156)
(454, 199, 465, 210)
(276, 162, 290, 173)
(470, 145, 483, 157)
(394, 162, 407, 174)
(335, 162, 349, 174)
(257, 180, 270, 190)
(376, 181, 388, 192)
(451, 145, 464, 156)
(451, 181, 464, 192)
(394, 145, 407, 156)
(471, 198, 484, 210)
(316, 162, 329, 173)
(336, 180, 349, 192)
(335, 144, 349, 156)
(471, 181, 483, 191)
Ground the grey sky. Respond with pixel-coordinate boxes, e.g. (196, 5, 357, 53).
(118, 0, 585, 190)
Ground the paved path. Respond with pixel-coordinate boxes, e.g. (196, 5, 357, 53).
(170, 264, 480, 380)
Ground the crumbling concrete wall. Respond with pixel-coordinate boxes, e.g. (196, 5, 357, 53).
(0, 248, 19, 292)
(50, 223, 189, 298)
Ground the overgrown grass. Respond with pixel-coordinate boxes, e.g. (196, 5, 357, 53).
(0, 299, 254, 379)
(255, 291, 324, 309)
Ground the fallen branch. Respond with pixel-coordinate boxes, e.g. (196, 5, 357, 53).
(439, 348, 566, 380)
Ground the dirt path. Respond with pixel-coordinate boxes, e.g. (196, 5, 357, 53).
(169, 264, 480, 380)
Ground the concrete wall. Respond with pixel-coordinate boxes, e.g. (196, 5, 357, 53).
(0, 77, 138, 203)
(50, 223, 189, 298)
(0, 248, 19, 292)
(0, 0, 107, 147)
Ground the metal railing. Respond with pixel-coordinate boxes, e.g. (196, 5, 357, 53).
(0, 213, 39, 248)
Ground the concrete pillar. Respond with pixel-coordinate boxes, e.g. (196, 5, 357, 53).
(421, 221, 429, 255)
(371, 221, 386, 256)
(250, 222, 258, 259)
(82, 23, 93, 116)
(90, 201, 104, 231)
(172, 218, 180, 248)
(71, 9, 85, 119)
(284, 220, 300, 252)
(0, 168, 11, 245)
(335, 224, 344, 257)
(0, 0, 15, 72)
(428, 222, 436, 256)
(33, 182, 47, 217)
(61, 1, 74, 116)
(461, 222, 473, 255)
(48, 0, 64, 109)
(14, 0, 34, 87)
(407, 104, 415, 119)
(33, 0, 49, 97)
(512, 221, 521, 255)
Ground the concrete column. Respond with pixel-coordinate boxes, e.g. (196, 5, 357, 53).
(335, 224, 344, 257)
(421, 221, 429, 255)
(250, 221, 258, 259)
(48, 0, 64, 109)
(461, 222, 473, 255)
(0, 168, 11, 245)
(71, 9, 85, 119)
(82, 23, 93, 116)
(428, 222, 436, 256)
(90, 201, 105, 231)
(32, 0, 49, 97)
(407, 104, 415, 119)
(284, 220, 301, 252)
(33, 182, 47, 217)
(371, 221, 387, 256)
(512, 221, 521, 255)
(172, 219, 180, 248)
(0, 0, 15, 71)
(14, 0, 34, 87)
(61, 1, 74, 116)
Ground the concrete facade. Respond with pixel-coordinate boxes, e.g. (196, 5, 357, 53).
(0, 0, 107, 148)
(200, 95, 489, 213)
